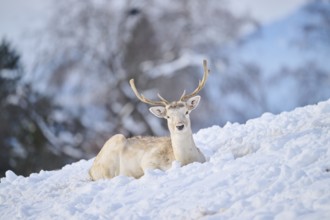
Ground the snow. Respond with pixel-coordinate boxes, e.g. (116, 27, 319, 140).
(1, 99, 330, 219)
(236, 3, 330, 79)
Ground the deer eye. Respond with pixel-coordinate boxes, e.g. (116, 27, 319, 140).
(185, 111, 189, 115)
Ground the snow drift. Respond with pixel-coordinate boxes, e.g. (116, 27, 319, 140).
(1, 99, 330, 219)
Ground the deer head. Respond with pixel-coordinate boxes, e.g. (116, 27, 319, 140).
(129, 60, 209, 135)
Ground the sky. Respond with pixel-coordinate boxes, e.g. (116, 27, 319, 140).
(0, 0, 51, 42)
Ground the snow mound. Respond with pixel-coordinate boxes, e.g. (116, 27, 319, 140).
(1, 99, 330, 219)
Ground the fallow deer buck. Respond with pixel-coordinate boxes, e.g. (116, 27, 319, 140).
(89, 60, 209, 180)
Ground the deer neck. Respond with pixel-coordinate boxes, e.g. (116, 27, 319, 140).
(170, 128, 202, 165)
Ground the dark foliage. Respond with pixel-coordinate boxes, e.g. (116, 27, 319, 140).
(0, 40, 77, 177)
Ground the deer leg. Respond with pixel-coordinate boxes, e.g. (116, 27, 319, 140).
(89, 134, 126, 180)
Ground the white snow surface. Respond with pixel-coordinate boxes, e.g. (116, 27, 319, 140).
(1, 100, 330, 219)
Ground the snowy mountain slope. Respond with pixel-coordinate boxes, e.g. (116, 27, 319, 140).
(237, 1, 330, 78)
(212, 1, 330, 125)
(239, 1, 330, 108)
(1, 99, 330, 219)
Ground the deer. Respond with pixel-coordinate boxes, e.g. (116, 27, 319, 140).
(89, 60, 209, 180)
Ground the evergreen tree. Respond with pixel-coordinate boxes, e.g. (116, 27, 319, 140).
(0, 39, 77, 177)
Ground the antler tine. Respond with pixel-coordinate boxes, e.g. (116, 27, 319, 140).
(180, 59, 210, 101)
(179, 90, 186, 101)
(157, 93, 170, 104)
(129, 79, 169, 106)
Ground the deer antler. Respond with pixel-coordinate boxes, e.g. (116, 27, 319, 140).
(130, 59, 209, 105)
(180, 59, 209, 101)
(129, 79, 169, 106)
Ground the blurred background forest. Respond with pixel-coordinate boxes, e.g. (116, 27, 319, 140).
(0, 0, 329, 177)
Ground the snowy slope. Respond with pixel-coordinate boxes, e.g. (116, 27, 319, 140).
(1, 99, 330, 219)
(237, 1, 330, 78)
(214, 1, 330, 124)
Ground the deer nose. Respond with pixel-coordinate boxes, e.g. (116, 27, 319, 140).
(176, 124, 184, 131)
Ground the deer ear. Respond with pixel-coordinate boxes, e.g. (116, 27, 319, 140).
(186, 95, 201, 110)
(149, 106, 166, 118)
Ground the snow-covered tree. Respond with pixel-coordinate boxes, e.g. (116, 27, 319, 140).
(32, 0, 255, 153)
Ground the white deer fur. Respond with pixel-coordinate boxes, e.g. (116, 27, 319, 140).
(89, 96, 206, 180)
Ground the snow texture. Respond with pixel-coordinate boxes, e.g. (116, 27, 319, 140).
(1, 99, 330, 219)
